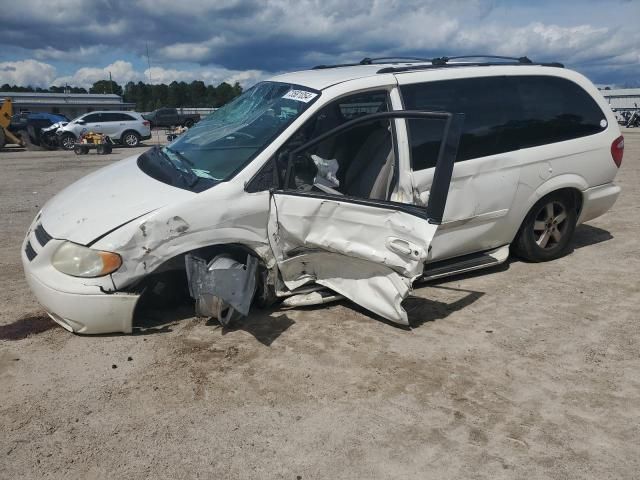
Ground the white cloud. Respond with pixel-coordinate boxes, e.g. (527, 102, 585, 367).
(53, 61, 142, 88)
(0, 59, 57, 87)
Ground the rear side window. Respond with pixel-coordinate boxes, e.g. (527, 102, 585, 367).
(401, 76, 520, 168)
(401, 75, 606, 170)
(510, 76, 606, 149)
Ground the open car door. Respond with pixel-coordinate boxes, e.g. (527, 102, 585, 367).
(268, 111, 463, 325)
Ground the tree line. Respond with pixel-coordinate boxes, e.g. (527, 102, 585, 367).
(1, 79, 244, 112)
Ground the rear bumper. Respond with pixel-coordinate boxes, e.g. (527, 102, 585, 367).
(578, 183, 621, 224)
(140, 133, 152, 141)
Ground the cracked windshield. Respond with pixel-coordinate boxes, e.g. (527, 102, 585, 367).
(154, 81, 319, 188)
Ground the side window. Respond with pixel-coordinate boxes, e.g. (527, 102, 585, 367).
(511, 76, 607, 148)
(246, 90, 390, 193)
(101, 112, 119, 122)
(82, 113, 102, 123)
(401, 77, 518, 170)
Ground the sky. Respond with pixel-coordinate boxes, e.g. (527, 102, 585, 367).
(0, 0, 639, 90)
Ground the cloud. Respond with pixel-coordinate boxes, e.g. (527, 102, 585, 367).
(0, 59, 57, 87)
(0, 59, 266, 89)
(0, 0, 639, 85)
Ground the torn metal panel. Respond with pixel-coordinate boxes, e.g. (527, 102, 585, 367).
(185, 253, 257, 324)
(268, 194, 434, 278)
(268, 193, 439, 325)
(277, 252, 411, 323)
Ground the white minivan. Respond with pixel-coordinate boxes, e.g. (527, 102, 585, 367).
(22, 56, 623, 334)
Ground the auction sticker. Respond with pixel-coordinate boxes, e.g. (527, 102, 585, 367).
(282, 90, 318, 103)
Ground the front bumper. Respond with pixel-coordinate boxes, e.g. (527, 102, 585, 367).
(24, 271, 139, 334)
(22, 221, 140, 334)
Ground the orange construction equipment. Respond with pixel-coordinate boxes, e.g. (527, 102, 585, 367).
(0, 98, 26, 148)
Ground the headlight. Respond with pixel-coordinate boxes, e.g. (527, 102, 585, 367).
(52, 242, 122, 277)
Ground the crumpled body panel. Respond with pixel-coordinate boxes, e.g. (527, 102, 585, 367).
(268, 193, 438, 325)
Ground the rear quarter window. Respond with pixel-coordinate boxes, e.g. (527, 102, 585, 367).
(401, 74, 607, 171)
(510, 76, 607, 148)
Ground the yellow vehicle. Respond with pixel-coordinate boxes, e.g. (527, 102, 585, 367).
(0, 98, 25, 148)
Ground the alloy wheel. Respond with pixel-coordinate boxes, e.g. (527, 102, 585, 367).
(533, 201, 568, 249)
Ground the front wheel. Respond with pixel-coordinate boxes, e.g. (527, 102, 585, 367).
(183, 119, 194, 128)
(60, 133, 76, 150)
(121, 131, 140, 147)
(513, 192, 577, 262)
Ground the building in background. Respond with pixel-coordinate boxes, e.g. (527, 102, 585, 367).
(600, 88, 640, 112)
(0, 92, 135, 119)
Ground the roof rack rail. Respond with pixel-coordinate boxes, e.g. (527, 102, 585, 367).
(313, 56, 431, 69)
(430, 55, 533, 66)
(312, 54, 564, 72)
(359, 56, 431, 65)
(377, 59, 564, 74)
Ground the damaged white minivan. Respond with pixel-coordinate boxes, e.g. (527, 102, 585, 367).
(22, 56, 623, 334)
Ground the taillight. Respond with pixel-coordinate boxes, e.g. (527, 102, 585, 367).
(143, 121, 150, 127)
(611, 135, 624, 168)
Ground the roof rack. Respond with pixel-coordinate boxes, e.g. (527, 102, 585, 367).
(377, 55, 564, 73)
(313, 56, 430, 69)
(312, 54, 564, 72)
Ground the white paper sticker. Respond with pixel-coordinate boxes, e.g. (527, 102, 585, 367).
(282, 90, 318, 103)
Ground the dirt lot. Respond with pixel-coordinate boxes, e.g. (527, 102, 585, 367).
(1, 131, 639, 479)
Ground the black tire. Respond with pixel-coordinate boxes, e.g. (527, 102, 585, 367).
(0, 127, 5, 148)
(513, 191, 577, 262)
(60, 133, 76, 150)
(74, 145, 85, 155)
(121, 131, 140, 147)
(184, 119, 194, 128)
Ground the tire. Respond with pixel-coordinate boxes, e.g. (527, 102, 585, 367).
(73, 145, 84, 155)
(60, 133, 76, 150)
(184, 119, 194, 128)
(513, 191, 577, 262)
(0, 128, 5, 148)
(121, 130, 140, 147)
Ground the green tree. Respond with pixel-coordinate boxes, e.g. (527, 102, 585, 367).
(89, 80, 123, 96)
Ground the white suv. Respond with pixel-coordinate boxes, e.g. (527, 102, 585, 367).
(57, 110, 151, 149)
(23, 56, 623, 334)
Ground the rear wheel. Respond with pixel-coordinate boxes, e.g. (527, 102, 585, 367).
(513, 192, 577, 262)
(121, 131, 140, 147)
(184, 119, 194, 128)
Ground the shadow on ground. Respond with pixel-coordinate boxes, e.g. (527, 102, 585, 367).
(572, 224, 614, 250)
(0, 313, 56, 340)
(212, 309, 296, 347)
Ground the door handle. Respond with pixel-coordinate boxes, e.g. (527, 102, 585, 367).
(387, 237, 420, 257)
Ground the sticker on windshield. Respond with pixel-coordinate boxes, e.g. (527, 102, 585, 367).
(282, 90, 318, 103)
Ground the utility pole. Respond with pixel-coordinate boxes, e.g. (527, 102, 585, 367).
(146, 43, 153, 84)
(109, 71, 113, 94)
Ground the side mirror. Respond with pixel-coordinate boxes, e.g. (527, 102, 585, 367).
(76, 120, 85, 125)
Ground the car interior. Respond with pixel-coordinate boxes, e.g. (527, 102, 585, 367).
(276, 90, 396, 200)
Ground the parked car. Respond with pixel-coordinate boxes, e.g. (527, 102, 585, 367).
(143, 108, 200, 128)
(22, 56, 623, 334)
(57, 111, 151, 150)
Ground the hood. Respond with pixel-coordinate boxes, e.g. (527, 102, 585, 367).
(41, 155, 195, 245)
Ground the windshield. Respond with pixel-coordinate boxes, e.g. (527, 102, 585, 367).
(139, 81, 320, 191)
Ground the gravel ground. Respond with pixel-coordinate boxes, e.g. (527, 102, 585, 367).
(1, 130, 639, 479)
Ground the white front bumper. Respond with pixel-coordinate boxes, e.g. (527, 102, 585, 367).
(22, 222, 140, 335)
(24, 270, 139, 334)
